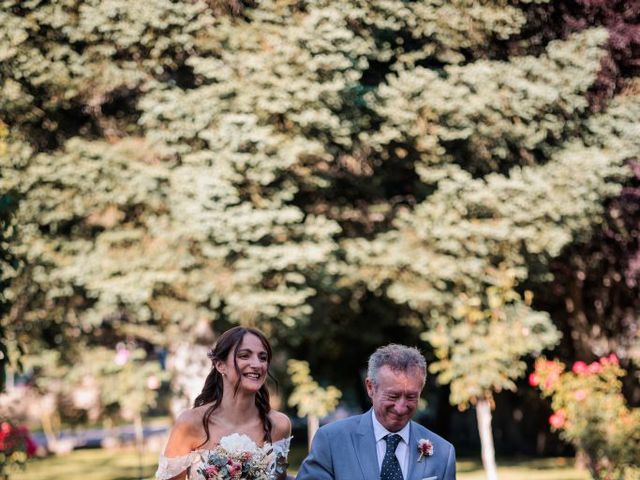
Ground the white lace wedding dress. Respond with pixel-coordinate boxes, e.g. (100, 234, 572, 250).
(155, 436, 291, 480)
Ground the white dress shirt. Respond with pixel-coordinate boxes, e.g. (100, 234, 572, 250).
(372, 410, 411, 479)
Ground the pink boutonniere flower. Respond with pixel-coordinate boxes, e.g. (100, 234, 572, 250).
(417, 438, 434, 462)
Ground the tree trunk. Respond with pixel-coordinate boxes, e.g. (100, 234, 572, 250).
(134, 412, 144, 450)
(565, 266, 595, 360)
(134, 413, 145, 480)
(476, 398, 499, 480)
(168, 342, 211, 420)
(307, 415, 319, 451)
(41, 411, 59, 453)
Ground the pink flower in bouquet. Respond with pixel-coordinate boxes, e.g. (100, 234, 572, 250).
(227, 459, 242, 478)
(528, 372, 539, 387)
(549, 410, 567, 429)
(204, 465, 220, 478)
(241, 450, 253, 461)
(572, 361, 588, 375)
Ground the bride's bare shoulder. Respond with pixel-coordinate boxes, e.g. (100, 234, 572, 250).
(179, 404, 213, 429)
(269, 410, 292, 441)
(165, 406, 209, 451)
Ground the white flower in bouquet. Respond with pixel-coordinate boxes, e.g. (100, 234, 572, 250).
(198, 433, 275, 480)
(219, 433, 261, 456)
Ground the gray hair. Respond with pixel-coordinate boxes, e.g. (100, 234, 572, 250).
(367, 344, 426, 387)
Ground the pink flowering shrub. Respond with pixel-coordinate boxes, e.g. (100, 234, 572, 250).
(0, 420, 37, 478)
(531, 356, 640, 480)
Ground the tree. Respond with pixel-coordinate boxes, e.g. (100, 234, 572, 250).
(514, 0, 640, 111)
(539, 100, 640, 387)
(532, 356, 640, 479)
(345, 24, 638, 477)
(512, 0, 640, 394)
(0, 121, 19, 392)
(287, 360, 341, 449)
(23, 344, 166, 453)
(424, 273, 560, 480)
(0, 1, 638, 471)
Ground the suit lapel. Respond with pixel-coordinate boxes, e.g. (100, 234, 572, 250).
(353, 410, 379, 480)
(407, 422, 428, 480)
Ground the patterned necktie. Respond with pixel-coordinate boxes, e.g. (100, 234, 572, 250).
(380, 433, 403, 480)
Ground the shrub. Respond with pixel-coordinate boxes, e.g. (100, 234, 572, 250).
(531, 356, 640, 480)
(0, 420, 37, 478)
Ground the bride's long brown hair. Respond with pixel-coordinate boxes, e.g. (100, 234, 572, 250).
(194, 326, 274, 447)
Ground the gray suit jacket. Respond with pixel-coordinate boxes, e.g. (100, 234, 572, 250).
(296, 410, 456, 480)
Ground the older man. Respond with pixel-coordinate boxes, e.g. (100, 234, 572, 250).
(296, 344, 456, 480)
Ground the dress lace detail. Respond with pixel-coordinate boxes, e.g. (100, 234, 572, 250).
(155, 436, 292, 480)
(156, 452, 198, 479)
(271, 436, 291, 459)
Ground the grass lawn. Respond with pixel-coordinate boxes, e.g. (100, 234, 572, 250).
(456, 457, 590, 480)
(9, 447, 590, 480)
(10, 448, 159, 480)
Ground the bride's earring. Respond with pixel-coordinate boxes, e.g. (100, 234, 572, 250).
(215, 362, 227, 378)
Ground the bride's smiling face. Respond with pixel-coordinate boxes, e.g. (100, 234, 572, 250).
(217, 333, 269, 393)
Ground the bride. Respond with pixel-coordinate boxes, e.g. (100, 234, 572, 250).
(156, 326, 292, 480)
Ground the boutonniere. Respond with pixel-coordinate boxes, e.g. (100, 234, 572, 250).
(417, 438, 434, 462)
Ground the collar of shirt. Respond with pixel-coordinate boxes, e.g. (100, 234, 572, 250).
(371, 409, 411, 445)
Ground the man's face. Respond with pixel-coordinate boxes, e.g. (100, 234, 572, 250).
(366, 365, 424, 432)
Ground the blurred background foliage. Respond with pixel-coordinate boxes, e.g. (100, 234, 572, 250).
(0, 0, 638, 473)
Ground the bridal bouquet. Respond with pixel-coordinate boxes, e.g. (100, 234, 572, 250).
(197, 433, 275, 480)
